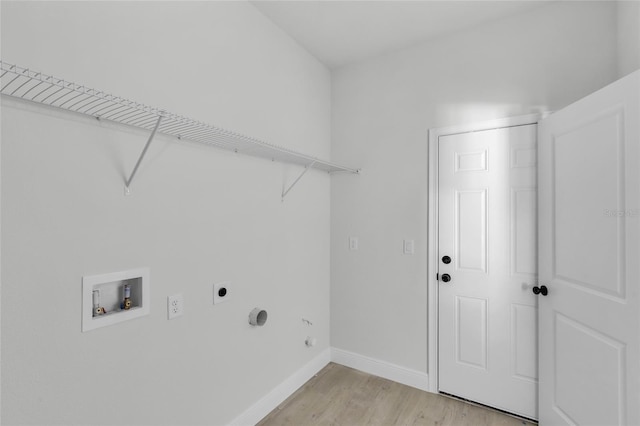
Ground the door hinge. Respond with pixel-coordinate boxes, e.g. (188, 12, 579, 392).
(436, 273, 439, 281)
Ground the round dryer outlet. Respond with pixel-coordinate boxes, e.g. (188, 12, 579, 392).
(213, 281, 232, 305)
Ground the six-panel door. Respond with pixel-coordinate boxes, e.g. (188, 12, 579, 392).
(438, 125, 538, 420)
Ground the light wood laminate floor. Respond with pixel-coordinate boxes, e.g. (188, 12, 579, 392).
(258, 363, 536, 426)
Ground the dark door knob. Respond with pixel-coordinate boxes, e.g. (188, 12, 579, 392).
(441, 274, 451, 283)
(532, 285, 548, 296)
(442, 256, 451, 264)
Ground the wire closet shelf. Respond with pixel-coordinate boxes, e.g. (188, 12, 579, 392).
(0, 61, 360, 175)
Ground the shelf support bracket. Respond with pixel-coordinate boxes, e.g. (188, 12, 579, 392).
(124, 115, 163, 195)
(282, 161, 316, 202)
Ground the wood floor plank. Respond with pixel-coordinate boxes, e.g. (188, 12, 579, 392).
(257, 363, 535, 426)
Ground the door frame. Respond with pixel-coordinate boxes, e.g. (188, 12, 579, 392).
(426, 113, 547, 393)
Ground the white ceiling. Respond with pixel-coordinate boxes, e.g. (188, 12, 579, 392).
(251, 1, 553, 69)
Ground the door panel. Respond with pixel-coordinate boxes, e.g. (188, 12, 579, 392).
(456, 189, 487, 271)
(438, 125, 538, 420)
(538, 70, 640, 425)
(456, 295, 488, 369)
(554, 110, 624, 297)
(512, 188, 537, 276)
(511, 303, 537, 382)
(554, 313, 625, 426)
(456, 149, 488, 172)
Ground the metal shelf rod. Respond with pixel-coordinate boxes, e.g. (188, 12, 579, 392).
(282, 161, 316, 201)
(125, 115, 163, 192)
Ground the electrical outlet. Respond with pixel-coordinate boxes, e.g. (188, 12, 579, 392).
(403, 239, 415, 255)
(349, 236, 358, 251)
(213, 281, 232, 305)
(167, 294, 184, 320)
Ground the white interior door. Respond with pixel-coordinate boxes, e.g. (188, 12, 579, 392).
(438, 124, 538, 419)
(538, 70, 640, 425)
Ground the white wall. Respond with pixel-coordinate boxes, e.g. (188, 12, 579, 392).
(330, 1, 619, 374)
(618, 0, 640, 77)
(1, 2, 331, 425)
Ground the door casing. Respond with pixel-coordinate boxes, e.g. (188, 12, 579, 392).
(426, 113, 548, 393)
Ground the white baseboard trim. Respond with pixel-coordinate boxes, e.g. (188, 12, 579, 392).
(228, 348, 331, 426)
(229, 347, 430, 426)
(331, 347, 430, 392)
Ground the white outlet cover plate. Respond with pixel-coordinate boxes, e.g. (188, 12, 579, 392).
(403, 239, 415, 255)
(167, 294, 184, 319)
(213, 281, 231, 305)
(349, 236, 358, 251)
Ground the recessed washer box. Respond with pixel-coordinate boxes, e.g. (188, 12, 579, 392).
(82, 267, 150, 332)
